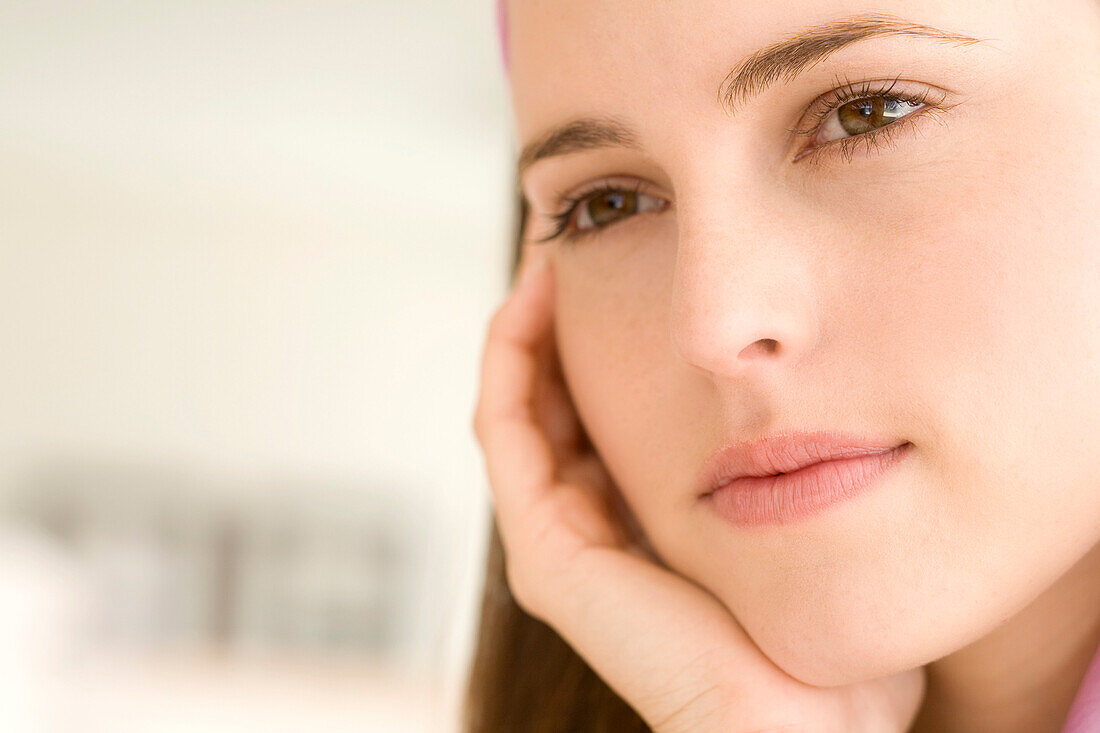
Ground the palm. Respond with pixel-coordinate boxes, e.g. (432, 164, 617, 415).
(474, 257, 925, 733)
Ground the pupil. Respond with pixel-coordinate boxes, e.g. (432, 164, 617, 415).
(588, 191, 636, 226)
(838, 96, 890, 135)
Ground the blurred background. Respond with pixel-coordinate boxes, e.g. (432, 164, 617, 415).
(0, 1, 513, 730)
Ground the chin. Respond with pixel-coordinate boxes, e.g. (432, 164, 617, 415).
(711, 564, 970, 688)
(743, 611, 927, 687)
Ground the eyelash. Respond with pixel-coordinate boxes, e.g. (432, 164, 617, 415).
(536, 76, 954, 245)
(787, 75, 953, 167)
(535, 178, 660, 245)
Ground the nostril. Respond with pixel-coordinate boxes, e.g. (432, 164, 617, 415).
(739, 338, 780, 360)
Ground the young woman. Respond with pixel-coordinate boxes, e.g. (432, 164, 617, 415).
(467, 1, 1100, 731)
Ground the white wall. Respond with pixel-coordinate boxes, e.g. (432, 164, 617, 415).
(0, 0, 514, 728)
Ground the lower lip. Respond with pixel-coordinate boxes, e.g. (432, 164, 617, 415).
(705, 443, 912, 528)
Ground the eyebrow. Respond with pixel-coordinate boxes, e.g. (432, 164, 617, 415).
(517, 116, 640, 181)
(718, 12, 986, 112)
(517, 12, 987, 180)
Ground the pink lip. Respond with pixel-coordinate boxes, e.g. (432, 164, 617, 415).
(697, 432, 912, 528)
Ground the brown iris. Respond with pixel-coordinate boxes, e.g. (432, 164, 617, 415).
(585, 190, 637, 227)
(837, 96, 915, 136)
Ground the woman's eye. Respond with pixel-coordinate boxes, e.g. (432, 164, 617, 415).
(574, 189, 666, 232)
(815, 95, 926, 144)
(533, 181, 671, 244)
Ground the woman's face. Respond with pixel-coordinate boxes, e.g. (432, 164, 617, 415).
(506, 0, 1100, 685)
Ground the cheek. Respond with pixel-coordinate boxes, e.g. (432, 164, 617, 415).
(869, 95, 1100, 523)
(552, 238, 690, 525)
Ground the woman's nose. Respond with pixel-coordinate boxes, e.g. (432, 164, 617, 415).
(668, 223, 821, 379)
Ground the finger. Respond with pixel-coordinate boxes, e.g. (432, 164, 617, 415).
(529, 280, 591, 459)
(535, 368, 586, 459)
(540, 543, 766, 733)
(474, 257, 558, 531)
(556, 450, 612, 493)
(475, 256, 553, 434)
(554, 452, 633, 550)
(556, 453, 661, 562)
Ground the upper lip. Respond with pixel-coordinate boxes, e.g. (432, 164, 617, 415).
(697, 430, 907, 497)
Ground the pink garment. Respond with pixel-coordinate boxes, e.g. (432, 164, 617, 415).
(1063, 640, 1100, 732)
(495, 0, 509, 75)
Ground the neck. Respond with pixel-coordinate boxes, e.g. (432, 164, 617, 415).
(910, 541, 1100, 733)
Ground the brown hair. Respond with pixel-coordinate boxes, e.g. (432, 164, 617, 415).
(460, 190, 651, 732)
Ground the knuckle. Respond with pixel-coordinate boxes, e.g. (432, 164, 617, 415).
(501, 550, 544, 619)
(647, 682, 738, 733)
(502, 556, 531, 609)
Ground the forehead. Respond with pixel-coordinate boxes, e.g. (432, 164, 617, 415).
(505, 0, 739, 143)
(503, 0, 990, 150)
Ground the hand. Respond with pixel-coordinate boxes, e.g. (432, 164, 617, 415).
(472, 252, 926, 733)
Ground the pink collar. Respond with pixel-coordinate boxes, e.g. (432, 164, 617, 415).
(1062, 639, 1100, 731)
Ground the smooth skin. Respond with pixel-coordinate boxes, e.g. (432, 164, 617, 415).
(475, 0, 1100, 731)
(473, 256, 924, 731)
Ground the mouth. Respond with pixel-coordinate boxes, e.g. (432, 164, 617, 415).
(702, 441, 914, 528)
(697, 430, 911, 498)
